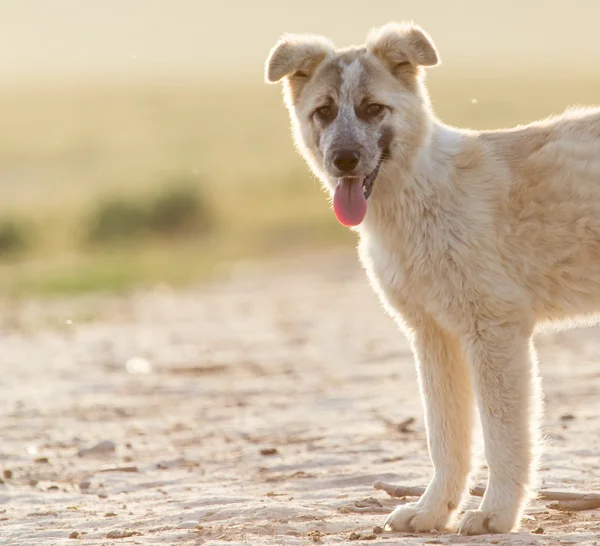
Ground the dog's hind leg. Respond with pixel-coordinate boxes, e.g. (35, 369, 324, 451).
(385, 314, 474, 533)
(458, 316, 541, 535)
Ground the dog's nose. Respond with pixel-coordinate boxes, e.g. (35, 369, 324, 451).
(333, 150, 360, 173)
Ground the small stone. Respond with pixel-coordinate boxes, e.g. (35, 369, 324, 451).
(69, 531, 79, 539)
(79, 481, 91, 490)
(105, 529, 141, 539)
(35, 457, 50, 464)
(379, 456, 404, 463)
(560, 413, 575, 421)
(355, 498, 382, 508)
(260, 448, 279, 456)
(177, 520, 200, 529)
(47, 485, 59, 491)
(308, 530, 325, 543)
(104, 512, 117, 517)
(533, 526, 544, 534)
(349, 532, 361, 540)
(98, 492, 108, 499)
(78, 441, 116, 458)
(362, 533, 377, 540)
(3, 470, 12, 480)
(372, 526, 383, 534)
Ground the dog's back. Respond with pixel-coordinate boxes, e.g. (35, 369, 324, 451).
(478, 108, 600, 322)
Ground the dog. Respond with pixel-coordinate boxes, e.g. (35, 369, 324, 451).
(264, 22, 600, 535)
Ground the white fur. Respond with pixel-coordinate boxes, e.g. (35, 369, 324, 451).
(362, 120, 545, 535)
(266, 22, 600, 535)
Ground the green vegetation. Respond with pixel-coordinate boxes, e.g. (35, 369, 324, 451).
(85, 182, 213, 246)
(86, 198, 149, 245)
(0, 219, 31, 257)
(148, 181, 214, 238)
(0, 72, 598, 296)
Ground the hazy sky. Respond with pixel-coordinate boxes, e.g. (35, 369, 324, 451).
(1, 0, 599, 83)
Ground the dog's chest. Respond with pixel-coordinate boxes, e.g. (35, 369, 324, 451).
(358, 221, 468, 331)
(361, 239, 405, 293)
(359, 234, 432, 310)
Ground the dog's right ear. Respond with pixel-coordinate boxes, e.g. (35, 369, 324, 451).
(265, 34, 335, 83)
(265, 34, 335, 102)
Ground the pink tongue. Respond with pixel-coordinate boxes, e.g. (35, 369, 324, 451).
(333, 177, 367, 226)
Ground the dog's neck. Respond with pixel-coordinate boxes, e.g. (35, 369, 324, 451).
(359, 117, 467, 240)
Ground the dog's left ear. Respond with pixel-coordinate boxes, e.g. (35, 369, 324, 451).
(367, 22, 439, 75)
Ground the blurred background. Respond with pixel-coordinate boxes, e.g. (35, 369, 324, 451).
(0, 0, 599, 296)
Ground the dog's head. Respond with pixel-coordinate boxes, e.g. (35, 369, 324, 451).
(265, 23, 439, 227)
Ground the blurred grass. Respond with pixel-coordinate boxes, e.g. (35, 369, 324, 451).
(0, 70, 598, 296)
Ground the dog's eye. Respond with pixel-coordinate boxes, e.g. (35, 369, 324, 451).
(366, 103, 384, 116)
(315, 105, 333, 120)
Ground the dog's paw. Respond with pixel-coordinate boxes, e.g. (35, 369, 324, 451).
(457, 509, 516, 535)
(384, 502, 450, 533)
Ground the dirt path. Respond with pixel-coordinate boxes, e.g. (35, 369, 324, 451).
(1, 252, 600, 545)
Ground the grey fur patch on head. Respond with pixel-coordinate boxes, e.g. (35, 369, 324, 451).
(309, 55, 399, 181)
(308, 57, 344, 99)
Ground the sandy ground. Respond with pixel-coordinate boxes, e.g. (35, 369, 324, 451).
(1, 251, 600, 546)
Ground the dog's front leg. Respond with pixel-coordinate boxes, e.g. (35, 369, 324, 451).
(385, 317, 474, 533)
(458, 320, 540, 535)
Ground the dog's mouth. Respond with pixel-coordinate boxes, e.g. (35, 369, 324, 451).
(332, 152, 387, 227)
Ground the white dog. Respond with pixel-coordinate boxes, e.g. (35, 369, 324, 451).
(265, 22, 600, 535)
